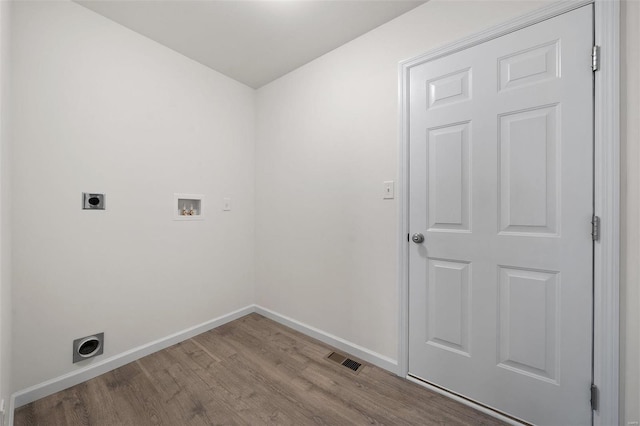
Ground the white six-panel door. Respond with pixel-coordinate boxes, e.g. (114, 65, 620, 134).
(407, 6, 594, 425)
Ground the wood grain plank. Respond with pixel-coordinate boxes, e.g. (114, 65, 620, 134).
(15, 314, 506, 426)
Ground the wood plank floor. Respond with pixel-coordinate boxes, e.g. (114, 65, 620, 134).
(15, 314, 505, 425)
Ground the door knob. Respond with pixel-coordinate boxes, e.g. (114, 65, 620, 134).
(412, 233, 425, 244)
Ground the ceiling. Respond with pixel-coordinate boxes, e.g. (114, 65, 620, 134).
(75, 0, 426, 88)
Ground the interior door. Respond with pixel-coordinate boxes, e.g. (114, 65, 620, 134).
(407, 6, 594, 425)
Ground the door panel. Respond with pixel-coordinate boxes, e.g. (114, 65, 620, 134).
(499, 105, 559, 235)
(427, 258, 471, 355)
(428, 122, 471, 231)
(408, 6, 593, 425)
(497, 266, 559, 383)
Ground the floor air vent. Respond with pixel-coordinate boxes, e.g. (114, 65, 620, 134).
(326, 351, 364, 374)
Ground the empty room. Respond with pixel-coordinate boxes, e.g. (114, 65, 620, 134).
(0, 0, 638, 424)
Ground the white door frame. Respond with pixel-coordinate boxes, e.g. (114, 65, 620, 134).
(397, 1, 620, 425)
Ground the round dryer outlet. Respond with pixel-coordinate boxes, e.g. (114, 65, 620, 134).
(73, 332, 104, 363)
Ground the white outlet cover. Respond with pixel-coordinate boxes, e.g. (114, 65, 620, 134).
(223, 197, 231, 211)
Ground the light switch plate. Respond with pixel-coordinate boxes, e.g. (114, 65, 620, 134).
(383, 181, 395, 199)
(223, 198, 231, 211)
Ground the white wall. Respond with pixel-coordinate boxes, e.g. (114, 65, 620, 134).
(621, 0, 640, 423)
(256, 0, 639, 422)
(10, 1, 255, 391)
(0, 0, 11, 420)
(255, 0, 550, 366)
(8, 0, 640, 423)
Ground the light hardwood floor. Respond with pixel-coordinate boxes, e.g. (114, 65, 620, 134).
(15, 314, 505, 425)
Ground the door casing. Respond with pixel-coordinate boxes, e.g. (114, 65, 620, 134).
(397, 1, 620, 425)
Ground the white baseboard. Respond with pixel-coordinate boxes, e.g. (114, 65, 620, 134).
(8, 304, 400, 425)
(254, 305, 398, 374)
(6, 395, 14, 426)
(10, 305, 255, 413)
